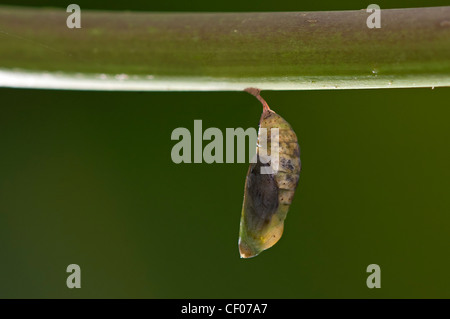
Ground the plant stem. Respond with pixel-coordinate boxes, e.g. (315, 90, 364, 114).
(0, 5, 449, 91)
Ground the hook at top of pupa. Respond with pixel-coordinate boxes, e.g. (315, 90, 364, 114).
(244, 87, 271, 113)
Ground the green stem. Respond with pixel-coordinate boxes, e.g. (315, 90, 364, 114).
(0, 5, 449, 91)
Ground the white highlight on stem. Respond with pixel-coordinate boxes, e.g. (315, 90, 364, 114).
(0, 69, 448, 91)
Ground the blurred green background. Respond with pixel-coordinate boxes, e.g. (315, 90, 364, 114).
(1, 1, 450, 298)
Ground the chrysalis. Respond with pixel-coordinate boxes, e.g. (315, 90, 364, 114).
(239, 88, 301, 258)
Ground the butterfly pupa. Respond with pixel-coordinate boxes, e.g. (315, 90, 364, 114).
(239, 88, 301, 258)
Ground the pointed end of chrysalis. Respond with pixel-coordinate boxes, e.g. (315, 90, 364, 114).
(244, 87, 271, 113)
(238, 238, 260, 259)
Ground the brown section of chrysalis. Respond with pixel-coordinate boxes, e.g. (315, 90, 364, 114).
(239, 88, 301, 258)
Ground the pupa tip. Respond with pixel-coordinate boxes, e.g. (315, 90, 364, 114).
(244, 87, 271, 112)
(244, 87, 261, 97)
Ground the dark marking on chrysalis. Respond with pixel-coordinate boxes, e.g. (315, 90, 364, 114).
(244, 157, 279, 231)
(280, 157, 295, 171)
